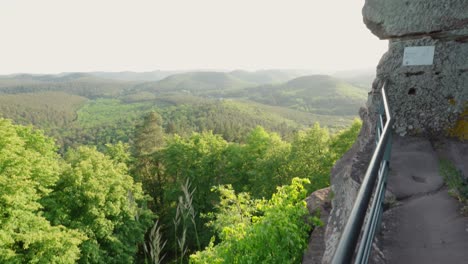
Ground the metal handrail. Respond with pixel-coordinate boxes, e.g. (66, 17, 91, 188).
(331, 85, 393, 264)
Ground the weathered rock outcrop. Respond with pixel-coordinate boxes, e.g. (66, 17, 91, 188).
(363, 0, 468, 41)
(365, 0, 468, 137)
(302, 188, 331, 264)
(374, 38, 467, 137)
(313, 1, 468, 263)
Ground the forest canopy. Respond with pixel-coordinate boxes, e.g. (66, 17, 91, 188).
(0, 70, 367, 263)
(0, 115, 361, 263)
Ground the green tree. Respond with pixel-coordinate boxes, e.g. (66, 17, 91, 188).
(231, 126, 291, 198)
(190, 178, 314, 264)
(44, 146, 153, 264)
(105, 141, 133, 166)
(204, 185, 258, 241)
(133, 112, 166, 211)
(163, 132, 229, 213)
(329, 118, 362, 160)
(162, 132, 229, 256)
(0, 118, 84, 263)
(134, 112, 165, 156)
(287, 123, 332, 191)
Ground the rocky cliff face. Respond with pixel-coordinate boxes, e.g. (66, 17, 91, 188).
(365, 0, 468, 137)
(363, 0, 468, 41)
(316, 1, 467, 263)
(319, 106, 384, 264)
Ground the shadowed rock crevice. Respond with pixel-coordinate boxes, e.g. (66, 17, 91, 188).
(302, 188, 332, 264)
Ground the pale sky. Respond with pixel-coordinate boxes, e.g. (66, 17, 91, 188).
(0, 0, 387, 74)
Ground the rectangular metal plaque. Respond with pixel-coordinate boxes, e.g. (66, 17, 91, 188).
(402, 46, 435, 66)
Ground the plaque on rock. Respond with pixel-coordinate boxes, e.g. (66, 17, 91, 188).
(402, 46, 435, 66)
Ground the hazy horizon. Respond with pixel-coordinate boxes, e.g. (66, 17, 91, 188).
(0, 67, 376, 77)
(0, 0, 387, 75)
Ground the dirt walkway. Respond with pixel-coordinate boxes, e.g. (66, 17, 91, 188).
(379, 136, 468, 264)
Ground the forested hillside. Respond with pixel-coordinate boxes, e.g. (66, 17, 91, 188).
(134, 72, 254, 94)
(0, 70, 367, 263)
(0, 71, 366, 151)
(0, 91, 86, 127)
(231, 75, 367, 115)
(0, 73, 134, 98)
(89, 69, 309, 84)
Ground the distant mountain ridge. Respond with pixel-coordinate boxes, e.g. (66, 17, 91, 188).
(229, 69, 311, 84)
(135, 71, 254, 93)
(234, 75, 367, 115)
(88, 69, 310, 83)
(0, 73, 133, 98)
(0, 69, 367, 152)
(0, 70, 367, 116)
(332, 68, 375, 91)
(89, 70, 184, 82)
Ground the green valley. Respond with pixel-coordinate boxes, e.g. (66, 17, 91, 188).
(0, 70, 369, 263)
(0, 70, 368, 150)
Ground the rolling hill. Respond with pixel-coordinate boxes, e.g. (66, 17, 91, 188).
(0, 91, 87, 127)
(0, 73, 134, 98)
(228, 69, 310, 85)
(234, 75, 367, 115)
(332, 69, 375, 91)
(134, 71, 255, 94)
(87, 69, 307, 84)
(89, 70, 183, 82)
(0, 70, 367, 151)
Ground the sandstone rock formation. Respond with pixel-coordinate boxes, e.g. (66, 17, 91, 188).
(363, 0, 468, 41)
(314, 1, 467, 263)
(365, 0, 468, 137)
(302, 188, 331, 264)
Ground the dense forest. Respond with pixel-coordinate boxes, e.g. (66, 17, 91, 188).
(0, 71, 368, 150)
(0, 70, 370, 263)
